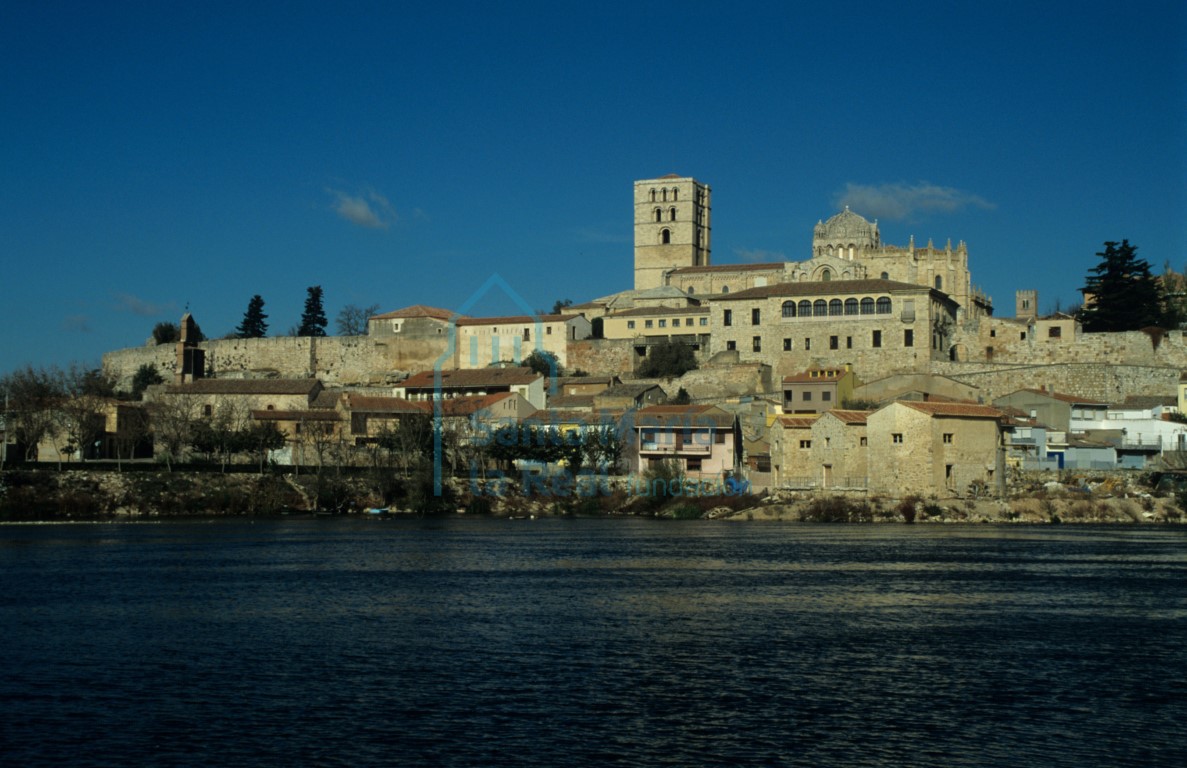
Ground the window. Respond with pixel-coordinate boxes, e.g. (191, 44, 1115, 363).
(829, 299, 843, 316)
(726, 340, 736, 351)
(669, 208, 677, 221)
(203, 404, 212, 417)
(935, 276, 943, 290)
(671, 188, 678, 201)
(943, 433, 954, 444)
(803, 391, 812, 401)
(686, 318, 694, 326)
(654, 208, 662, 222)
(645, 320, 653, 328)
(804, 337, 811, 351)
(860, 297, 875, 315)
(658, 319, 666, 328)
(782, 301, 796, 318)
(799, 440, 812, 449)
(686, 458, 702, 472)
(813, 299, 827, 317)
(904, 329, 914, 347)
(783, 338, 792, 351)
(672, 318, 680, 327)
(844, 298, 858, 315)
(892, 433, 904, 444)
(752, 336, 762, 352)
(650, 189, 656, 202)
(699, 317, 708, 327)
(822, 391, 831, 402)
(1020, 332, 1027, 340)
(798, 300, 812, 317)
(872, 330, 882, 348)
(523, 328, 530, 341)
(722, 286, 730, 294)
(881, 271, 889, 280)
(627, 320, 635, 329)
(846, 336, 853, 349)
(860, 436, 867, 446)
(723, 309, 732, 327)
(876, 297, 892, 314)
(752, 308, 761, 325)
(660, 228, 671, 244)
(688, 287, 696, 295)
(1049, 326, 1062, 338)
(822, 269, 832, 281)
(990, 329, 996, 338)
(546, 327, 552, 335)
(829, 335, 839, 350)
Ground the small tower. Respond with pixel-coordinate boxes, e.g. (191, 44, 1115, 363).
(1015, 290, 1038, 322)
(175, 313, 206, 384)
(633, 175, 711, 290)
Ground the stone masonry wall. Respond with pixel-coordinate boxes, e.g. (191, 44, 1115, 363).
(931, 361, 1180, 403)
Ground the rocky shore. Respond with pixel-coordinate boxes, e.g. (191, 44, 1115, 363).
(1, 468, 1183, 524)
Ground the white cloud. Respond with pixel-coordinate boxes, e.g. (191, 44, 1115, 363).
(328, 187, 397, 229)
(114, 292, 174, 317)
(835, 182, 995, 221)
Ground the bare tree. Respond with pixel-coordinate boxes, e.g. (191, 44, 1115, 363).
(149, 392, 201, 471)
(335, 303, 380, 336)
(1, 365, 62, 461)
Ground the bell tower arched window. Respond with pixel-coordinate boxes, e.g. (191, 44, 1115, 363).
(660, 228, 671, 245)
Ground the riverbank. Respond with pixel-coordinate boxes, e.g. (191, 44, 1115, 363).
(1, 468, 1183, 523)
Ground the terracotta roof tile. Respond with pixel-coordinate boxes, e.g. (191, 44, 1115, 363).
(168, 379, 320, 396)
(371, 304, 457, 321)
(900, 402, 1003, 418)
(455, 314, 577, 326)
(777, 415, 820, 428)
(824, 409, 871, 424)
(400, 368, 542, 389)
(710, 278, 941, 301)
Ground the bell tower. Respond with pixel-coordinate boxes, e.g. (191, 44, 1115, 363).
(633, 175, 711, 290)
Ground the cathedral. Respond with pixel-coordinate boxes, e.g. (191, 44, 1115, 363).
(631, 174, 992, 320)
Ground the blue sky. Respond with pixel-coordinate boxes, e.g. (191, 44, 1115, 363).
(1, 1, 1184, 375)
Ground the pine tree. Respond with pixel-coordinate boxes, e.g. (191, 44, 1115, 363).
(236, 295, 269, 338)
(1080, 240, 1166, 331)
(298, 286, 328, 337)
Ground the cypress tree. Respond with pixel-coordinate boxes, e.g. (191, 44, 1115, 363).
(298, 286, 328, 337)
(236, 295, 269, 338)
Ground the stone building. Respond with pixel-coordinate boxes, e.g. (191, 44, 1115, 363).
(454, 314, 591, 370)
(708, 278, 959, 379)
(866, 401, 1004, 498)
(781, 366, 859, 414)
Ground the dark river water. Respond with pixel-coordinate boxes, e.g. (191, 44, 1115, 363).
(1, 518, 1185, 767)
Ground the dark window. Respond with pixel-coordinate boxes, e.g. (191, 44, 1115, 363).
(726, 340, 736, 351)
(860, 297, 875, 315)
(881, 271, 889, 280)
(822, 269, 832, 282)
(829, 335, 839, 350)
(829, 299, 843, 316)
(783, 338, 792, 351)
(892, 433, 903, 444)
(904, 329, 914, 347)
(723, 309, 732, 327)
(660, 228, 671, 244)
(813, 299, 827, 317)
(654, 208, 662, 222)
(872, 330, 882, 348)
(935, 276, 943, 290)
(782, 301, 796, 318)
(876, 297, 892, 314)
(846, 336, 853, 349)
(1049, 326, 1062, 338)
(752, 308, 761, 325)
(798, 300, 812, 317)
(822, 391, 831, 401)
(752, 336, 762, 352)
(805, 338, 811, 351)
(669, 207, 677, 221)
(844, 298, 858, 315)
(803, 392, 812, 401)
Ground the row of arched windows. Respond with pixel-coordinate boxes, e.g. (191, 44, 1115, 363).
(780, 297, 892, 318)
(649, 187, 678, 202)
(654, 207, 677, 222)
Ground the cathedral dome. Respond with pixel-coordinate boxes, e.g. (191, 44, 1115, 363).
(813, 206, 880, 257)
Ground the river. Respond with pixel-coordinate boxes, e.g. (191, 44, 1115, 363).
(2, 518, 1185, 767)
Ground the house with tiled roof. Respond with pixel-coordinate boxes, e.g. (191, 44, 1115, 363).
(367, 304, 457, 339)
(394, 368, 546, 409)
(992, 389, 1108, 433)
(866, 401, 1005, 498)
(453, 313, 592, 370)
(630, 404, 741, 480)
(781, 365, 860, 414)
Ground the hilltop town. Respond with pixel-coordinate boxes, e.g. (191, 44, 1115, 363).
(7, 174, 1187, 517)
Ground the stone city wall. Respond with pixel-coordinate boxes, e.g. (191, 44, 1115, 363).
(931, 361, 1180, 404)
(103, 335, 450, 391)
